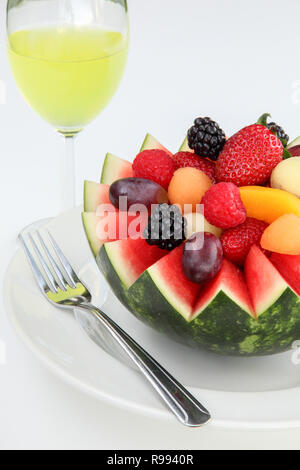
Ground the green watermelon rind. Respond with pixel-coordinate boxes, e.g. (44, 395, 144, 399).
(100, 153, 133, 185)
(96, 245, 131, 307)
(84, 180, 109, 213)
(82, 212, 103, 258)
(140, 133, 172, 155)
(97, 244, 300, 356)
(250, 287, 300, 355)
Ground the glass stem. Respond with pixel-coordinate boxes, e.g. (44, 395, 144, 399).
(63, 135, 76, 210)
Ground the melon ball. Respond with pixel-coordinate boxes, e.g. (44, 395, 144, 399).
(271, 157, 300, 197)
(184, 212, 222, 239)
(168, 167, 212, 212)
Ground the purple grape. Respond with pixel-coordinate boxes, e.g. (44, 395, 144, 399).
(182, 232, 223, 283)
(109, 178, 168, 211)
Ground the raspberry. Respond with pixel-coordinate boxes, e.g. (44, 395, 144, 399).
(173, 152, 216, 183)
(221, 218, 269, 265)
(201, 182, 247, 229)
(216, 124, 283, 186)
(133, 150, 176, 190)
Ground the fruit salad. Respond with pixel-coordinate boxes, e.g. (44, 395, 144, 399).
(82, 114, 300, 356)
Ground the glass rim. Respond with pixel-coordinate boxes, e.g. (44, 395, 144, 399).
(6, 0, 129, 61)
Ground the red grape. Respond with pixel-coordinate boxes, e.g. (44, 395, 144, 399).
(109, 177, 168, 212)
(182, 232, 223, 283)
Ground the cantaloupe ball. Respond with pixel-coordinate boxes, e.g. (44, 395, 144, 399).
(184, 212, 222, 239)
(261, 214, 300, 255)
(271, 157, 300, 198)
(168, 167, 212, 212)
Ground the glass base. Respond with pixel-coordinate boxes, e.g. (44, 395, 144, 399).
(57, 128, 82, 138)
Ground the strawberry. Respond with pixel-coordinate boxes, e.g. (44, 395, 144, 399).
(221, 217, 269, 265)
(216, 124, 283, 186)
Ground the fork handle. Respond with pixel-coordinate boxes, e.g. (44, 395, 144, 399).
(78, 303, 210, 427)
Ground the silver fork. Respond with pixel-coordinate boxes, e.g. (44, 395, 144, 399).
(19, 228, 211, 427)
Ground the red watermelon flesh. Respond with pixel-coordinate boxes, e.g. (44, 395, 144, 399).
(84, 181, 113, 213)
(147, 245, 202, 320)
(84, 180, 148, 241)
(192, 259, 254, 319)
(82, 210, 146, 258)
(90, 182, 110, 205)
(101, 153, 133, 185)
(271, 253, 300, 296)
(83, 179, 150, 258)
(140, 133, 173, 157)
(95, 210, 146, 241)
(104, 237, 166, 289)
(245, 245, 289, 317)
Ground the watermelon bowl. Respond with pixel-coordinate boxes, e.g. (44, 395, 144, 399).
(82, 134, 300, 357)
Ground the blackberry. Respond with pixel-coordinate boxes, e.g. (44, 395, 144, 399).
(267, 122, 289, 147)
(144, 204, 186, 251)
(187, 117, 226, 161)
(257, 113, 289, 147)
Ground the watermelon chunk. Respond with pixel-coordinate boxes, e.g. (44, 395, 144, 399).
(84, 181, 112, 212)
(127, 247, 203, 341)
(140, 133, 172, 156)
(82, 212, 123, 257)
(146, 246, 201, 321)
(82, 210, 144, 258)
(100, 135, 171, 187)
(100, 153, 133, 185)
(82, 212, 105, 257)
(271, 252, 300, 296)
(83, 181, 120, 256)
(98, 238, 165, 290)
(192, 259, 254, 319)
(245, 246, 290, 316)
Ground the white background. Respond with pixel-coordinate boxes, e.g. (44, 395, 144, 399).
(1, 0, 300, 450)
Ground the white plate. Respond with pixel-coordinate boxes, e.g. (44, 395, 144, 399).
(4, 207, 300, 429)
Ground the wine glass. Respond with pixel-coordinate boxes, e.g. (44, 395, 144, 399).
(6, 0, 129, 209)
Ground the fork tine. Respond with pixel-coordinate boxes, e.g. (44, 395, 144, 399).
(37, 231, 67, 292)
(28, 233, 58, 293)
(47, 230, 77, 288)
(18, 233, 52, 293)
